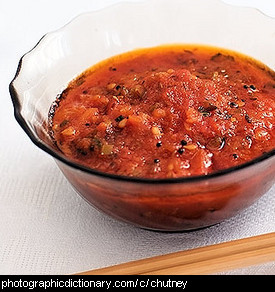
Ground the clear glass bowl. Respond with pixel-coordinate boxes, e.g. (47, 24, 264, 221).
(10, 0, 275, 231)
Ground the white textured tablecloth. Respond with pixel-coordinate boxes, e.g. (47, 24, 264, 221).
(0, 0, 274, 275)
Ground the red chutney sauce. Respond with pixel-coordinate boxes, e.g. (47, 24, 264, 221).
(49, 45, 275, 178)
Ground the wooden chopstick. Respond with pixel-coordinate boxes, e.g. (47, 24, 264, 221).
(76, 232, 275, 275)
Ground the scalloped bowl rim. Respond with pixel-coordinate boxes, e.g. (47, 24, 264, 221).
(9, 0, 275, 184)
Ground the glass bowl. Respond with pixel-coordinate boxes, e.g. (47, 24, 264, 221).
(10, 0, 275, 231)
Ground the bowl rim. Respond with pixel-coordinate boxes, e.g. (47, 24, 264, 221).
(9, 0, 275, 184)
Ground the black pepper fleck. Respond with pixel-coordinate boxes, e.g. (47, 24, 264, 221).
(115, 115, 125, 122)
(229, 102, 238, 108)
(154, 159, 160, 163)
(178, 148, 185, 154)
(233, 153, 238, 159)
(180, 140, 187, 146)
(245, 114, 252, 123)
(156, 141, 162, 148)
